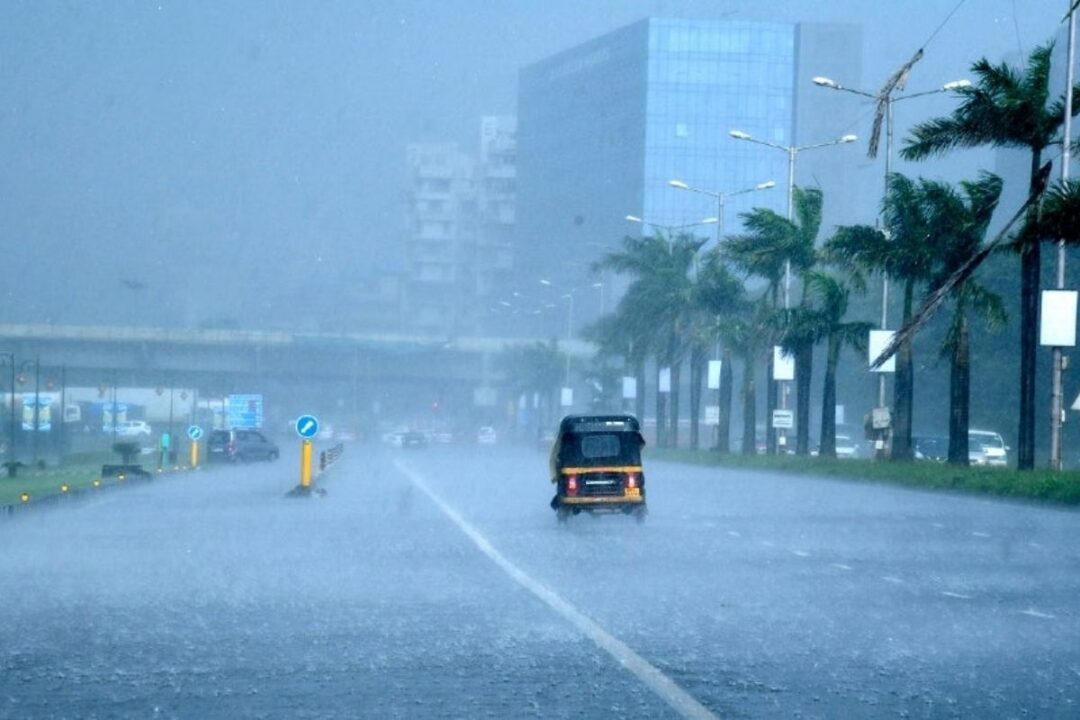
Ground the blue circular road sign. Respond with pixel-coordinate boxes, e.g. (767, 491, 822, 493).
(295, 415, 320, 439)
(187, 425, 203, 441)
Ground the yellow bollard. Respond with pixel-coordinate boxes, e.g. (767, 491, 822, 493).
(190, 440, 200, 469)
(300, 439, 313, 488)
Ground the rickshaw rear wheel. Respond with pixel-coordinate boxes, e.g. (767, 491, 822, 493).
(556, 506, 570, 524)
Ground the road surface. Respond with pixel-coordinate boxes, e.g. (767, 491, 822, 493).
(2, 443, 1079, 718)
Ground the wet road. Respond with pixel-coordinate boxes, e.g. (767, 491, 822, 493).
(2, 443, 1079, 718)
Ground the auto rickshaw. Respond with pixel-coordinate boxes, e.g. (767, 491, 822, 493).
(549, 414, 646, 523)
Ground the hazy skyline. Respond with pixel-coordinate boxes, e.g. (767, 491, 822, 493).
(0, 0, 1070, 329)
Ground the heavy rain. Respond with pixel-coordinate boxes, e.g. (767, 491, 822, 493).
(2, 1, 1080, 718)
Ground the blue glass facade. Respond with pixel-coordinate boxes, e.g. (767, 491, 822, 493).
(515, 18, 861, 334)
(643, 20, 794, 233)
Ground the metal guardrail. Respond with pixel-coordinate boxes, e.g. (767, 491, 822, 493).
(319, 443, 344, 472)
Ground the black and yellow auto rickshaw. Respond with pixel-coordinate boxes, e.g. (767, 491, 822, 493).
(549, 414, 646, 522)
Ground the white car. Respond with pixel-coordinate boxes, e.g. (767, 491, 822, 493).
(115, 420, 152, 438)
(835, 434, 860, 459)
(477, 427, 497, 445)
(969, 429, 1008, 466)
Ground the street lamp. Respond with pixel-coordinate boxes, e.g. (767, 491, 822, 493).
(728, 128, 857, 451)
(728, 129, 856, 309)
(625, 215, 718, 245)
(667, 178, 775, 245)
(812, 74, 969, 413)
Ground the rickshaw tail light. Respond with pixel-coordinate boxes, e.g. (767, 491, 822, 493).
(626, 473, 637, 489)
(566, 475, 579, 495)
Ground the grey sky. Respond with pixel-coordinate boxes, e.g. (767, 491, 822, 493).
(0, 0, 1068, 328)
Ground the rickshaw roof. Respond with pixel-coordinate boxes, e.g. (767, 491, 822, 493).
(558, 414, 640, 434)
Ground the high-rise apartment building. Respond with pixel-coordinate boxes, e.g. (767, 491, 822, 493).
(403, 116, 517, 335)
(516, 18, 863, 333)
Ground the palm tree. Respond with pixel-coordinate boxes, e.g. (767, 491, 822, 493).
(826, 173, 936, 460)
(800, 271, 872, 458)
(496, 340, 566, 431)
(692, 251, 749, 452)
(900, 43, 1080, 469)
(595, 231, 703, 448)
(921, 173, 1006, 465)
(725, 186, 824, 455)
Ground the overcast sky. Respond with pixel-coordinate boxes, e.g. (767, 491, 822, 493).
(0, 0, 1070, 328)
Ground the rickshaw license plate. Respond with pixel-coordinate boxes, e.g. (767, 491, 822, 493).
(625, 487, 641, 498)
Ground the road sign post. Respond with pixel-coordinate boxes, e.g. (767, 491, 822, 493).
(186, 425, 203, 468)
(293, 415, 320, 494)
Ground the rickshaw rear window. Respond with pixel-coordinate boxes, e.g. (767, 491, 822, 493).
(581, 434, 621, 459)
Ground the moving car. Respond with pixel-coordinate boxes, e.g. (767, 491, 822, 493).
(835, 434, 861, 459)
(969, 429, 1008, 466)
(549, 414, 647, 523)
(207, 428, 279, 462)
(401, 431, 427, 449)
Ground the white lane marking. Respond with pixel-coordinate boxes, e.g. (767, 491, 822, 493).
(882, 576, 904, 584)
(941, 591, 971, 600)
(727, 530, 741, 538)
(1028, 541, 1044, 550)
(394, 460, 719, 720)
(1019, 608, 1056, 620)
(790, 550, 810, 558)
(759, 540, 775, 548)
(931, 522, 946, 529)
(832, 563, 852, 571)
(971, 531, 991, 538)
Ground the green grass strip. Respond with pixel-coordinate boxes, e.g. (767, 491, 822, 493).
(651, 449, 1080, 506)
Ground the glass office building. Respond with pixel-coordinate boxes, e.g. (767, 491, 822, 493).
(515, 18, 862, 335)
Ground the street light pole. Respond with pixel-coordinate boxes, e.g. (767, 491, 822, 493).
(1051, 5, 1076, 471)
(729, 128, 857, 450)
(812, 75, 970, 425)
(0, 352, 14, 468)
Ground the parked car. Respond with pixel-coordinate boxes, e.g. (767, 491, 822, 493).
(835, 434, 861, 459)
(402, 431, 427, 449)
(207, 428, 279, 462)
(913, 435, 949, 462)
(477, 426, 497, 445)
(115, 420, 152, 438)
(969, 429, 1008, 466)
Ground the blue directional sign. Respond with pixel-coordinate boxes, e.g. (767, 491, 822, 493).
(187, 425, 204, 441)
(227, 394, 264, 429)
(295, 415, 319, 439)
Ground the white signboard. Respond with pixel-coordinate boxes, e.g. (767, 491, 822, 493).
(622, 376, 637, 400)
(705, 405, 720, 426)
(835, 404, 845, 426)
(707, 360, 722, 389)
(658, 367, 671, 393)
(560, 387, 573, 407)
(869, 330, 897, 373)
(1040, 290, 1078, 347)
(772, 409, 794, 429)
(772, 347, 795, 381)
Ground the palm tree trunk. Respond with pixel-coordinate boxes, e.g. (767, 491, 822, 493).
(820, 334, 840, 458)
(1018, 150, 1043, 470)
(670, 358, 682, 449)
(948, 311, 970, 465)
(634, 357, 646, 422)
(689, 346, 704, 450)
(795, 342, 812, 455)
(717, 346, 734, 453)
(891, 279, 916, 461)
(655, 360, 668, 448)
(741, 351, 757, 455)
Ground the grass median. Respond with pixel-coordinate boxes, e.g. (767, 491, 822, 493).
(0, 452, 165, 507)
(651, 449, 1080, 506)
